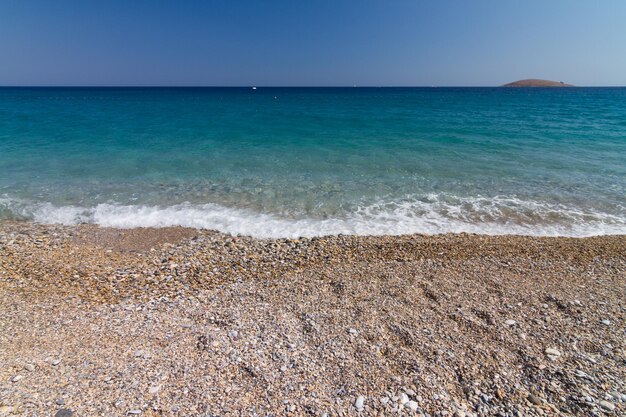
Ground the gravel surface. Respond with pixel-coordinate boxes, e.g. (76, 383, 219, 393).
(1, 222, 624, 416)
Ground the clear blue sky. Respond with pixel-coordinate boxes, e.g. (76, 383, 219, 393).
(1, 0, 625, 86)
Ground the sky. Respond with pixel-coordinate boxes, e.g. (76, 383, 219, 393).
(1, 0, 625, 86)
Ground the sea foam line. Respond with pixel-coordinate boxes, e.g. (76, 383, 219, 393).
(1, 195, 624, 238)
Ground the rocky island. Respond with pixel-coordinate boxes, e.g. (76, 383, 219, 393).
(502, 79, 574, 87)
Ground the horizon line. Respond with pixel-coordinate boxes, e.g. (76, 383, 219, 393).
(1, 85, 624, 88)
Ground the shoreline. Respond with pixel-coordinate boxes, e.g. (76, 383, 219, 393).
(1, 222, 625, 416)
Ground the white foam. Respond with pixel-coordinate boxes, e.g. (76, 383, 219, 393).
(1, 194, 623, 238)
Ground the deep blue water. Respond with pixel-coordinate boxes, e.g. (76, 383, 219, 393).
(0, 87, 624, 237)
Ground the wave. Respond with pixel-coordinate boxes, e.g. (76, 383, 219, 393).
(1, 195, 624, 238)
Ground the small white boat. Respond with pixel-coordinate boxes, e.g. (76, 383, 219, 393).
(252, 87, 257, 90)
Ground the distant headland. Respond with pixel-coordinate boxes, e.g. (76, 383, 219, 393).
(502, 79, 574, 87)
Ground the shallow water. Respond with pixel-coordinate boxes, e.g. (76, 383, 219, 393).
(1, 87, 624, 237)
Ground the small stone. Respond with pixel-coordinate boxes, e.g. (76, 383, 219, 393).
(545, 348, 561, 356)
(574, 370, 590, 379)
(0, 406, 14, 414)
(51, 359, 61, 366)
(399, 392, 410, 405)
(608, 391, 622, 401)
(55, 410, 73, 417)
(11, 375, 23, 382)
(404, 388, 416, 396)
(455, 410, 466, 417)
(280, 365, 288, 372)
(599, 400, 615, 411)
(24, 363, 35, 372)
(127, 410, 142, 415)
(504, 319, 517, 326)
(55, 398, 65, 406)
(528, 394, 543, 405)
(496, 389, 505, 400)
(354, 395, 365, 411)
(405, 401, 419, 412)
(600, 319, 611, 326)
(348, 328, 358, 335)
(545, 348, 561, 360)
(148, 385, 160, 394)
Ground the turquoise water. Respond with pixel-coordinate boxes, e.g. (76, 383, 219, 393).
(1, 87, 624, 237)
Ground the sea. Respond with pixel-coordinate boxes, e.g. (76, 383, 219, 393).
(0, 87, 624, 238)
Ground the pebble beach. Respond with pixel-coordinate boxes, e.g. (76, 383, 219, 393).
(0, 222, 624, 416)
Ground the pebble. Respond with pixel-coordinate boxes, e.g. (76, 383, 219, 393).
(127, 410, 142, 415)
(55, 398, 65, 406)
(504, 319, 517, 326)
(545, 348, 561, 360)
(528, 394, 543, 405)
(599, 400, 615, 411)
(455, 410, 466, 417)
(51, 359, 61, 366)
(11, 375, 23, 382)
(399, 392, 410, 405)
(54, 410, 73, 417)
(405, 400, 419, 412)
(354, 395, 365, 411)
(575, 369, 590, 379)
(600, 319, 611, 326)
(24, 363, 35, 372)
(148, 385, 160, 394)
